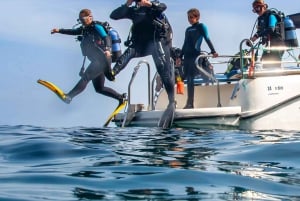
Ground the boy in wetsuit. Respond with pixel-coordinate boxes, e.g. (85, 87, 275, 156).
(51, 9, 126, 105)
(181, 8, 218, 109)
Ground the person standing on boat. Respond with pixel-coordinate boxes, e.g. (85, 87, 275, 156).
(107, 0, 176, 128)
(51, 9, 126, 106)
(250, 0, 285, 68)
(181, 8, 218, 109)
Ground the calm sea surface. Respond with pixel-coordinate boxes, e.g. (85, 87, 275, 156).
(0, 125, 300, 201)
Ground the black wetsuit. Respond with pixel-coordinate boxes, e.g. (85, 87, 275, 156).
(181, 22, 216, 108)
(255, 10, 285, 68)
(58, 22, 124, 103)
(110, 2, 175, 105)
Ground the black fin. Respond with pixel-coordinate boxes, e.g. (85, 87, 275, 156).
(158, 102, 175, 129)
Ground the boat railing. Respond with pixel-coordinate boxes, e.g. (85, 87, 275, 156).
(240, 39, 255, 78)
(246, 40, 300, 69)
(121, 60, 152, 127)
(199, 40, 300, 80)
(127, 60, 152, 110)
(195, 39, 255, 81)
(194, 39, 255, 107)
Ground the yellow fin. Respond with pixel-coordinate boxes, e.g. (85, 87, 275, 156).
(103, 101, 127, 127)
(37, 79, 66, 100)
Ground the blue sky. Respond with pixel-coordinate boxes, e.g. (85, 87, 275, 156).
(1, 0, 299, 127)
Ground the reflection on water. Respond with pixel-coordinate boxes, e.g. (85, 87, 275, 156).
(0, 125, 300, 200)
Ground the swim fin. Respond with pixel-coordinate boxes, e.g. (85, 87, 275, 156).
(103, 100, 128, 127)
(158, 102, 175, 129)
(37, 79, 68, 102)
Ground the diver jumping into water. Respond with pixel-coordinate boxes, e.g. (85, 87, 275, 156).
(107, 0, 175, 128)
(51, 9, 126, 106)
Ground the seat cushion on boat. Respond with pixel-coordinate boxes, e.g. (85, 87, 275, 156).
(185, 73, 240, 86)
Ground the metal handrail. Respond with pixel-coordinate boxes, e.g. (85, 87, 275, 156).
(245, 40, 300, 69)
(127, 60, 151, 109)
(194, 48, 255, 107)
(240, 39, 254, 78)
(122, 60, 151, 127)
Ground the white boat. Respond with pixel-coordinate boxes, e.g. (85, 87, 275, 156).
(113, 39, 300, 130)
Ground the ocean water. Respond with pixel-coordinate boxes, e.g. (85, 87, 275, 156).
(0, 125, 300, 201)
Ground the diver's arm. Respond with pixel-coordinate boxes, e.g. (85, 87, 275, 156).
(51, 27, 82, 35)
(267, 14, 277, 33)
(94, 24, 112, 52)
(110, 2, 131, 20)
(206, 39, 218, 57)
(201, 24, 217, 56)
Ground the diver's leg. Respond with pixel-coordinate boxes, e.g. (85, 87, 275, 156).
(66, 59, 102, 103)
(152, 40, 175, 104)
(261, 50, 283, 68)
(183, 58, 194, 108)
(112, 48, 137, 76)
(92, 74, 126, 105)
(153, 40, 175, 128)
(184, 75, 194, 109)
(66, 78, 89, 102)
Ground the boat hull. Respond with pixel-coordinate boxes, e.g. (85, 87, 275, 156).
(234, 70, 300, 130)
(113, 66, 300, 130)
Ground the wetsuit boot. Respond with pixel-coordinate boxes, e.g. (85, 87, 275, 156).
(104, 66, 115, 81)
(118, 93, 127, 107)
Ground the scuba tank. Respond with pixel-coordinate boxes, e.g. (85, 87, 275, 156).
(94, 21, 122, 62)
(284, 16, 298, 47)
(108, 28, 122, 62)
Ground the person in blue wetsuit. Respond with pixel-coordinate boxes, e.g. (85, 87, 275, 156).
(181, 8, 218, 109)
(250, 0, 285, 68)
(107, 0, 175, 128)
(51, 9, 126, 105)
